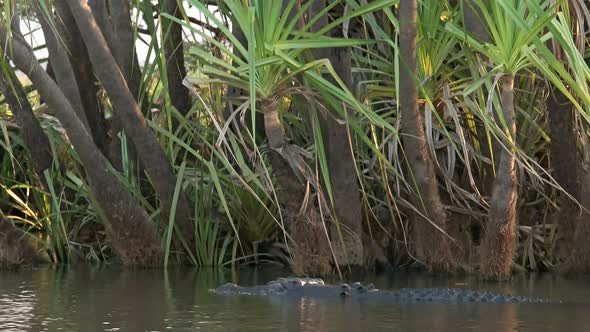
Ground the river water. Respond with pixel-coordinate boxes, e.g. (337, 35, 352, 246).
(0, 266, 589, 331)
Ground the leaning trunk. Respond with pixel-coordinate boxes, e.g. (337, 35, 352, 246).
(479, 74, 517, 279)
(89, 0, 125, 169)
(399, 0, 456, 271)
(0, 72, 53, 178)
(110, 0, 144, 100)
(54, 1, 110, 157)
(0, 25, 162, 265)
(34, 3, 91, 132)
(65, 0, 195, 257)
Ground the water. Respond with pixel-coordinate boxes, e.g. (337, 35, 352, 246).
(0, 266, 589, 331)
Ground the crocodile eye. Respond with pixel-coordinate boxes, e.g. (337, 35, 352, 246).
(283, 279, 300, 287)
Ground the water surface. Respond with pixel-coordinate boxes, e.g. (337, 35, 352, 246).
(1, 266, 589, 331)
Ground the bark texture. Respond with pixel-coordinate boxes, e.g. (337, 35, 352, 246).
(163, 0, 191, 117)
(263, 98, 333, 276)
(463, 0, 498, 195)
(0, 25, 163, 265)
(463, 0, 490, 43)
(399, 0, 456, 271)
(65, 0, 195, 257)
(479, 75, 517, 279)
(35, 3, 91, 131)
(547, 88, 580, 260)
(88, 0, 132, 170)
(547, 89, 590, 272)
(110, 0, 143, 99)
(568, 171, 590, 272)
(310, 0, 364, 268)
(54, 1, 110, 157)
(0, 73, 53, 177)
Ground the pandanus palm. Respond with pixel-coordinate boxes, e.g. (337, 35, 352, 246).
(362, 1, 466, 270)
(167, 0, 395, 274)
(446, 0, 557, 279)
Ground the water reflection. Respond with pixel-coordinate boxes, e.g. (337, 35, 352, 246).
(0, 267, 589, 331)
(0, 276, 36, 331)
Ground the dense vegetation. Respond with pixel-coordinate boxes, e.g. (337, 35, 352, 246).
(1, 0, 590, 279)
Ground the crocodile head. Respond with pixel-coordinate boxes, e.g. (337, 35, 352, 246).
(339, 282, 379, 296)
(214, 282, 241, 294)
(263, 277, 325, 292)
(351, 282, 378, 293)
(273, 278, 325, 288)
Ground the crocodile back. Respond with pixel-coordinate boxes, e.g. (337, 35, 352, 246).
(385, 288, 554, 303)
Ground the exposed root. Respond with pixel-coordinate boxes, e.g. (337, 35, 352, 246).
(560, 212, 590, 273)
(330, 224, 364, 268)
(551, 200, 578, 262)
(412, 200, 459, 273)
(479, 220, 516, 280)
(289, 209, 333, 276)
(105, 216, 163, 266)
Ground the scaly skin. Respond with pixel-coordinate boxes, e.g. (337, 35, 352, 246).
(213, 278, 556, 303)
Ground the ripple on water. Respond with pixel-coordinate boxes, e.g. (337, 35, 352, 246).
(1, 268, 590, 331)
(0, 282, 36, 331)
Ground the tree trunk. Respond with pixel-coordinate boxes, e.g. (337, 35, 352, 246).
(34, 3, 91, 132)
(88, 0, 115, 49)
(463, 0, 498, 195)
(108, 0, 149, 178)
(110, 0, 143, 100)
(310, 0, 364, 268)
(54, 1, 110, 158)
(88, 0, 139, 170)
(0, 72, 53, 178)
(223, 24, 248, 132)
(65, 0, 195, 258)
(399, 0, 456, 271)
(88, 0, 125, 170)
(163, 0, 191, 118)
(568, 171, 590, 272)
(263, 98, 332, 276)
(463, 0, 490, 43)
(479, 74, 517, 279)
(0, 25, 162, 265)
(547, 88, 580, 261)
(547, 88, 590, 272)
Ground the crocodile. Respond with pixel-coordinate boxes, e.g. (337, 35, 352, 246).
(213, 278, 556, 303)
